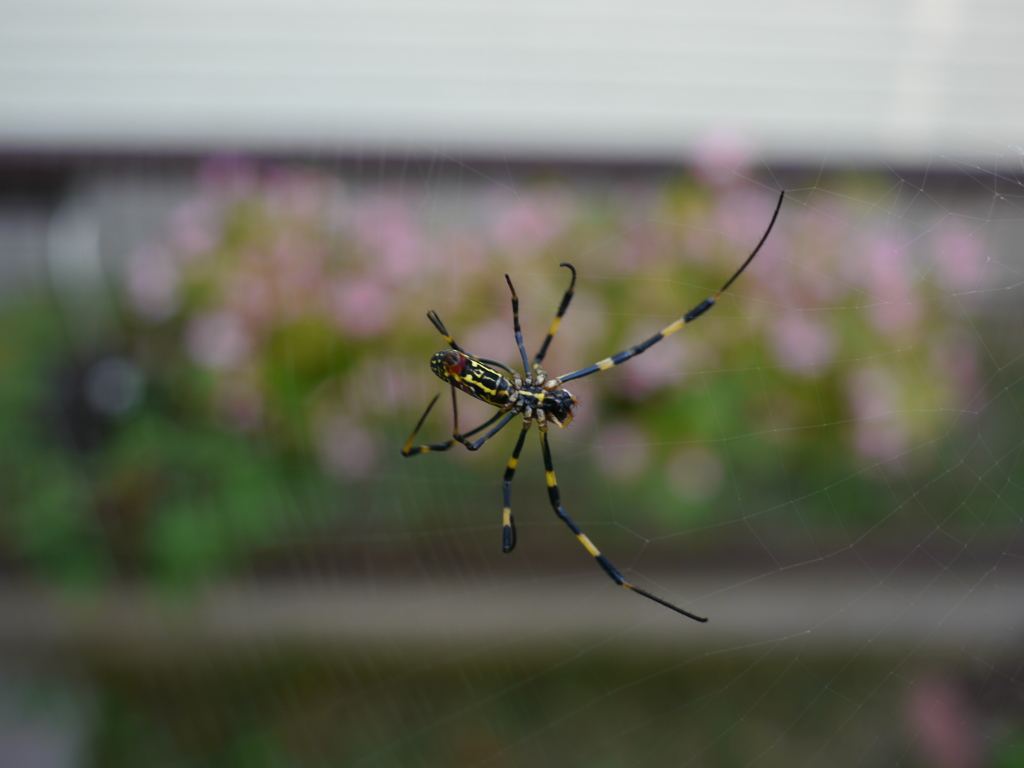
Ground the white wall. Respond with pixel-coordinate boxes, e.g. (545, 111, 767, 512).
(1, 0, 1022, 165)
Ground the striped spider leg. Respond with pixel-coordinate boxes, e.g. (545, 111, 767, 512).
(554, 190, 784, 385)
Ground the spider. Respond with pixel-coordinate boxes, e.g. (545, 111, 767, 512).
(401, 190, 785, 621)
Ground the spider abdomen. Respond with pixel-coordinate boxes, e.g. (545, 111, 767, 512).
(430, 350, 516, 408)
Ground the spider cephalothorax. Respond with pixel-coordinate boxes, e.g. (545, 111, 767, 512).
(528, 385, 578, 428)
(402, 191, 785, 622)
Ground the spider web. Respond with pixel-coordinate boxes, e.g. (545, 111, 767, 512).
(333, 148, 1024, 768)
(3, 140, 1024, 768)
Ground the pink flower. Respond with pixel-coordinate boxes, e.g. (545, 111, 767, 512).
(617, 226, 673, 273)
(125, 245, 179, 322)
(269, 233, 326, 316)
(716, 188, 781, 249)
(595, 421, 651, 482)
(931, 220, 988, 292)
(314, 414, 377, 479)
(354, 195, 423, 281)
(433, 233, 487, 286)
(848, 367, 909, 461)
(329, 279, 395, 338)
(463, 318, 520, 367)
(185, 311, 253, 370)
(872, 297, 921, 334)
(490, 189, 574, 251)
(861, 235, 920, 334)
(778, 205, 845, 305)
(770, 312, 835, 376)
(692, 128, 755, 188)
(861, 235, 909, 299)
(906, 676, 981, 768)
(853, 418, 910, 463)
(169, 200, 219, 259)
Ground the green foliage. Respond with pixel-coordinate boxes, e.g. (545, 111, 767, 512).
(0, 162, 1014, 585)
(0, 304, 341, 586)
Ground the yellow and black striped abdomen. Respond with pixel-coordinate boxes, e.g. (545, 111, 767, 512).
(430, 350, 515, 408)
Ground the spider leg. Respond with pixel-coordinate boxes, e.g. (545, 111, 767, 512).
(400, 392, 505, 456)
(426, 310, 466, 353)
(504, 274, 532, 380)
(501, 418, 532, 552)
(538, 426, 707, 622)
(532, 263, 577, 376)
(556, 190, 784, 385)
(449, 386, 519, 451)
(425, 310, 518, 377)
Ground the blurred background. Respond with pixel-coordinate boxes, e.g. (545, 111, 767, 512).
(2, 1, 1024, 766)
